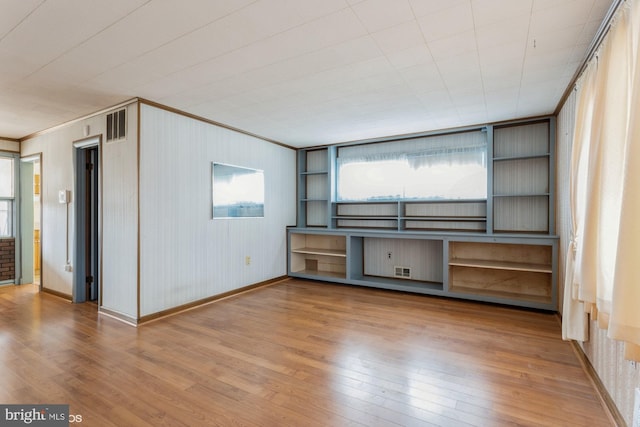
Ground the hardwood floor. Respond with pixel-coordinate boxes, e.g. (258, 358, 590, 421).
(1, 279, 612, 426)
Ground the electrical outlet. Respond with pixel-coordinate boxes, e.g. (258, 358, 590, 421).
(387, 252, 392, 259)
(64, 264, 73, 272)
(245, 256, 251, 266)
(633, 388, 640, 427)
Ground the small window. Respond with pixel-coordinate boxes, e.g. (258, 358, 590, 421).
(0, 200, 12, 237)
(106, 109, 126, 142)
(0, 156, 15, 237)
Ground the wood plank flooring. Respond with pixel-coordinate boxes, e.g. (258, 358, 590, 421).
(0, 279, 612, 426)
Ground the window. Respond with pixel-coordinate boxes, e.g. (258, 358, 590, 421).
(337, 130, 487, 201)
(0, 155, 15, 237)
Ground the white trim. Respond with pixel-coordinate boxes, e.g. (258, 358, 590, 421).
(73, 135, 101, 149)
(20, 154, 40, 163)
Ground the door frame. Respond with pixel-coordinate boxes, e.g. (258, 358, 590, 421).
(18, 153, 42, 288)
(73, 135, 102, 304)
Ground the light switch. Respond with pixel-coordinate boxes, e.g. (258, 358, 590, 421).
(58, 190, 70, 204)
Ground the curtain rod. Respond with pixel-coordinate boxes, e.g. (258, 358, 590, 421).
(554, 0, 626, 113)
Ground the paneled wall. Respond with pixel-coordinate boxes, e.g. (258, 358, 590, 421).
(20, 102, 139, 319)
(556, 90, 575, 313)
(363, 237, 442, 283)
(100, 106, 139, 319)
(138, 104, 295, 317)
(22, 120, 92, 296)
(557, 89, 640, 425)
(20, 101, 295, 321)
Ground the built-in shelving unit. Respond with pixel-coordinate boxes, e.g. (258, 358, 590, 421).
(288, 229, 557, 310)
(492, 120, 554, 233)
(448, 241, 553, 305)
(298, 148, 331, 227)
(403, 200, 487, 232)
(333, 200, 487, 232)
(290, 233, 346, 279)
(288, 117, 558, 310)
(334, 202, 399, 229)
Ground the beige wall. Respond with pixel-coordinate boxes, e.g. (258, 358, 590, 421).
(20, 101, 297, 321)
(557, 89, 640, 426)
(138, 104, 296, 317)
(20, 102, 139, 319)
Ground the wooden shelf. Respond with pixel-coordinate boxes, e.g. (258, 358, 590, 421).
(291, 247, 346, 257)
(448, 265, 552, 304)
(290, 233, 347, 278)
(449, 285, 552, 304)
(449, 258, 551, 273)
(402, 216, 486, 221)
(292, 269, 346, 279)
(336, 219, 398, 229)
(352, 274, 444, 292)
(493, 193, 549, 198)
(333, 200, 488, 232)
(493, 153, 550, 161)
(334, 215, 398, 219)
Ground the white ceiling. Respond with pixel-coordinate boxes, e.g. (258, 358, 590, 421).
(0, 0, 613, 147)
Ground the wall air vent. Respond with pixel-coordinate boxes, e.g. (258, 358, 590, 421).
(106, 108, 126, 142)
(394, 266, 411, 279)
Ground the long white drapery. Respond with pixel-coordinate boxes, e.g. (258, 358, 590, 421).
(563, 0, 640, 360)
(562, 59, 597, 342)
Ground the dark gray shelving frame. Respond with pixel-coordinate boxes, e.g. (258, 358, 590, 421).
(290, 117, 558, 310)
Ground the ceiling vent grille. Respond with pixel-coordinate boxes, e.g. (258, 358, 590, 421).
(394, 266, 411, 279)
(106, 108, 126, 142)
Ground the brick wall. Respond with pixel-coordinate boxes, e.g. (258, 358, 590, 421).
(0, 238, 15, 281)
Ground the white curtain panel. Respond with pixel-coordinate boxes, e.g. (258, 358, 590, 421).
(609, 0, 640, 361)
(562, 59, 597, 342)
(563, 0, 640, 360)
(577, 4, 630, 321)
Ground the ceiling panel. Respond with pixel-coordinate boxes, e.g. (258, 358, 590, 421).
(351, 0, 414, 33)
(475, 17, 529, 50)
(471, 0, 533, 27)
(417, 3, 474, 42)
(385, 45, 433, 70)
(370, 21, 425, 55)
(0, 0, 148, 82)
(409, 0, 468, 18)
(0, 0, 617, 146)
(0, 0, 42, 40)
(30, 0, 255, 85)
(428, 31, 477, 60)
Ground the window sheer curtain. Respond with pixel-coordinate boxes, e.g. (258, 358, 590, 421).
(337, 131, 487, 167)
(563, 0, 640, 360)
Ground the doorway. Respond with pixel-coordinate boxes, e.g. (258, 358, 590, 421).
(73, 136, 100, 304)
(20, 155, 42, 288)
